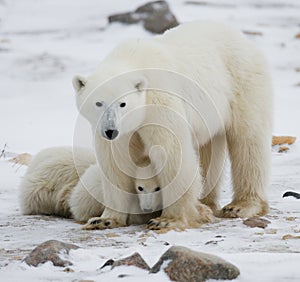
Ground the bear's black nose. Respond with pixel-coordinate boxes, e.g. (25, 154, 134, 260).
(105, 129, 119, 140)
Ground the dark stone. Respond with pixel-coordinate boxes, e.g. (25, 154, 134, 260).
(102, 252, 150, 271)
(143, 9, 178, 34)
(100, 259, 115, 269)
(243, 217, 271, 229)
(150, 246, 240, 281)
(108, 1, 179, 34)
(23, 240, 79, 267)
(135, 1, 169, 14)
(108, 12, 141, 25)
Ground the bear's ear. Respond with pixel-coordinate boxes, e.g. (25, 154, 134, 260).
(72, 75, 87, 93)
(134, 77, 147, 92)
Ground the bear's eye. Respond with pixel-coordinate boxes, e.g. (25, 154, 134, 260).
(95, 102, 103, 107)
(155, 187, 160, 192)
(120, 102, 126, 108)
(138, 186, 144, 192)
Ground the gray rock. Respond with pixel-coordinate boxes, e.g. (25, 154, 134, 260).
(108, 1, 179, 34)
(150, 246, 240, 281)
(243, 217, 271, 229)
(108, 12, 140, 25)
(101, 252, 150, 271)
(143, 9, 178, 34)
(135, 1, 169, 14)
(23, 240, 79, 267)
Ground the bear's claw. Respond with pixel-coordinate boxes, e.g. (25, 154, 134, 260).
(82, 217, 125, 230)
(218, 200, 269, 218)
(147, 217, 184, 231)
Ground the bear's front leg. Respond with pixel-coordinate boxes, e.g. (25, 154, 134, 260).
(141, 117, 207, 231)
(147, 154, 203, 231)
(81, 170, 138, 230)
(146, 182, 200, 231)
(147, 200, 216, 230)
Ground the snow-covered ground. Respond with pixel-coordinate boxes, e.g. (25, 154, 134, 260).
(0, 0, 299, 281)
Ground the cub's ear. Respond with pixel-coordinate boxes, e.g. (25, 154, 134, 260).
(72, 75, 87, 93)
(134, 77, 147, 92)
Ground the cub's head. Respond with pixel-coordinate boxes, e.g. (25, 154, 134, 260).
(134, 176, 162, 213)
(73, 72, 148, 140)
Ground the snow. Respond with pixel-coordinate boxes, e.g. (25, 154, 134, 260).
(0, 0, 300, 281)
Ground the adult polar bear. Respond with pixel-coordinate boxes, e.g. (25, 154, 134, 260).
(73, 22, 272, 230)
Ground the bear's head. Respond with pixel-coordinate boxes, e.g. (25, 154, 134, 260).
(73, 71, 148, 141)
(135, 176, 162, 213)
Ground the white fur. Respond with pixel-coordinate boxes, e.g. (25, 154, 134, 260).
(19, 147, 96, 217)
(68, 164, 104, 222)
(74, 21, 272, 228)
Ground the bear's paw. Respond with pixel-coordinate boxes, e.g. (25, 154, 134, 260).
(147, 217, 187, 231)
(82, 217, 126, 230)
(218, 199, 269, 218)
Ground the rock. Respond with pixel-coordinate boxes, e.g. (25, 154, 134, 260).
(143, 8, 178, 34)
(278, 146, 289, 153)
(101, 252, 150, 271)
(243, 218, 270, 229)
(108, 12, 140, 25)
(108, 1, 179, 34)
(272, 136, 296, 146)
(23, 240, 79, 267)
(63, 267, 75, 272)
(282, 234, 300, 240)
(242, 30, 263, 36)
(135, 1, 169, 14)
(150, 246, 240, 281)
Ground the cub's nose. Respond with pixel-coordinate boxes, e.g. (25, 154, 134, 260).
(105, 129, 119, 140)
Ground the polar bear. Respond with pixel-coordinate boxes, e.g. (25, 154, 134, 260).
(73, 22, 272, 230)
(20, 147, 96, 217)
